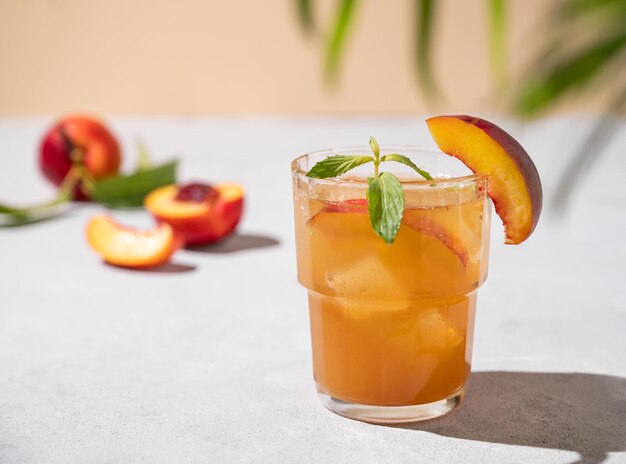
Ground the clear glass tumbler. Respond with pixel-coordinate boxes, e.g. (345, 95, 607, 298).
(292, 146, 491, 423)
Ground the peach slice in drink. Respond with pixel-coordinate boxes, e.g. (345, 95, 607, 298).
(312, 199, 469, 266)
(306, 200, 474, 300)
(427, 115, 542, 244)
(402, 209, 469, 267)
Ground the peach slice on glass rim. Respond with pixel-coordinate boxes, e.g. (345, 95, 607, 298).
(86, 215, 181, 268)
(426, 115, 542, 245)
(144, 183, 244, 246)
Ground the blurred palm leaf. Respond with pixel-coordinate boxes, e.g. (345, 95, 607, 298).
(515, 0, 626, 117)
(487, 0, 507, 90)
(295, 0, 510, 102)
(325, 0, 359, 81)
(559, 0, 626, 19)
(515, 31, 626, 117)
(296, 0, 316, 35)
(294, 0, 626, 115)
(414, 0, 441, 100)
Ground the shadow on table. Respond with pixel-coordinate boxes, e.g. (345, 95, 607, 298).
(106, 262, 197, 273)
(401, 371, 626, 464)
(188, 233, 280, 254)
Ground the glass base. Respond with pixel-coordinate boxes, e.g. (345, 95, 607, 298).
(317, 387, 465, 424)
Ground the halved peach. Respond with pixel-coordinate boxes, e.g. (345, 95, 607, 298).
(86, 215, 181, 268)
(144, 182, 244, 245)
(426, 115, 542, 245)
(311, 199, 468, 266)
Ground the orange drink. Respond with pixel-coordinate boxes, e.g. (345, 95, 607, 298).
(292, 146, 491, 423)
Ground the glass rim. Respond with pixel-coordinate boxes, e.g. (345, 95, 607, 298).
(291, 145, 484, 189)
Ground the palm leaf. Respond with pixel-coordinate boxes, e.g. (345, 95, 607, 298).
(414, 0, 441, 100)
(487, 0, 507, 90)
(559, 0, 626, 19)
(296, 0, 315, 34)
(514, 32, 626, 117)
(325, 0, 359, 81)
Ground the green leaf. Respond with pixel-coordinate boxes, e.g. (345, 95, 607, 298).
(136, 139, 152, 172)
(366, 172, 404, 245)
(487, 0, 507, 90)
(0, 172, 77, 226)
(0, 202, 70, 226)
(295, 0, 315, 34)
(515, 32, 626, 117)
(559, 0, 626, 19)
(306, 155, 374, 178)
(381, 153, 433, 180)
(414, 0, 441, 101)
(90, 160, 177, 207)
(325, 0, 359, 81)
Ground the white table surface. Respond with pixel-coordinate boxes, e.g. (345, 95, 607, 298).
(1, 116, 625, 464)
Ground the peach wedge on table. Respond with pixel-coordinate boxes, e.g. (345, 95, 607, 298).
(427, 115, 542, 245)
(86, 215, 182, 268)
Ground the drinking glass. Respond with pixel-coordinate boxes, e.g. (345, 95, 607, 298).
(292, 146, 491, 423)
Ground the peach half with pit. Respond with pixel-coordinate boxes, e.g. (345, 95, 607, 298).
(144, 182, 244, 246)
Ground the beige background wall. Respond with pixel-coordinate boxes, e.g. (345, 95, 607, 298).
(0, 0, 553, 115)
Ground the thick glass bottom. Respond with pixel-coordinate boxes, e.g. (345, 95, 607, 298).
(317, 386, 465, 424)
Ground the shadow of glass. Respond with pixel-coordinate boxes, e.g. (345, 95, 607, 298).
(400, 371, 626, 464)
(105, 262, 197, 273)
(188, 233, 280, 254)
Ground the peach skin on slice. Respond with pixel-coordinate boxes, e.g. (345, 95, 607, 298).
(86, 215, 181, 268)
(402, 209, 469, 267)
(427, 115, 542, 244)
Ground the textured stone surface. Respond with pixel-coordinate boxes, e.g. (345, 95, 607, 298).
(0, 116, 625, 464)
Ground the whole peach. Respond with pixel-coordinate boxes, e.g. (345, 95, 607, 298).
(39, 115, 121, 200)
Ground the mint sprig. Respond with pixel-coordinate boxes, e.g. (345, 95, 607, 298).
(305, 136, 432, 244)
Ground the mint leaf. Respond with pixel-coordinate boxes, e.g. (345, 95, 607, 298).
(369, 136, 380, 158)
(381, 153, 433, 180)
(366, 172, 404, 244)
(307, 155, 374, 178)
